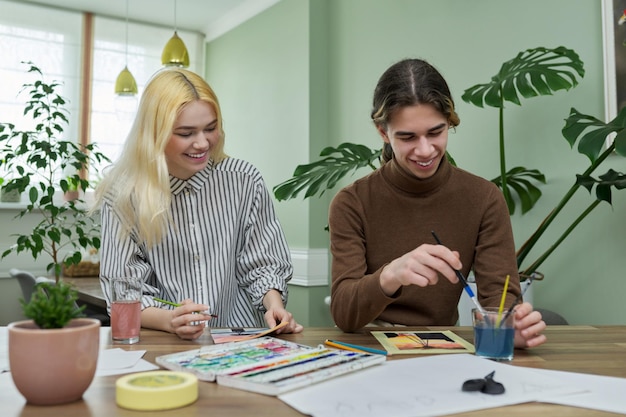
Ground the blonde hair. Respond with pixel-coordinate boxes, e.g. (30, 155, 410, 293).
(93, 68, 227, 248)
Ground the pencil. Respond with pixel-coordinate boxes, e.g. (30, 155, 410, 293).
(324, 339, 388, 356)
(496, 274, 510, 326)
(152, 297, 218, 318)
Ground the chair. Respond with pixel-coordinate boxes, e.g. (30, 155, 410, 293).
(10, 268, 37, 303)
(10, 269, 110, 326)
(536, 308, 569, 325)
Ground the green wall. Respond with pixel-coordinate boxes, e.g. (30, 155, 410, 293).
(205, 0, 334, 326)
(206, 0, 626, 327)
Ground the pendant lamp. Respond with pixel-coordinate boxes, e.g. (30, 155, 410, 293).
(161, 0, 189, 67)
(115, 0, 138, 95)
(115, 66, 137, 95)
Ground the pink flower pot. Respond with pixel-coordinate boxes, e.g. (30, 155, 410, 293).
(8, 318, 100, 405)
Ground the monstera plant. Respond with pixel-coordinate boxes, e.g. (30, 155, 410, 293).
(273, 46, 626, 277)
(461, 46, 584, 215)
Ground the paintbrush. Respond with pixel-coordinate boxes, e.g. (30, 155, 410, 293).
(431, 231, 486, 314)
(496, 274, 510, 327)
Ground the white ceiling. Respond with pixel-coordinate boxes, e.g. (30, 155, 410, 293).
(20, 0, 280, 41)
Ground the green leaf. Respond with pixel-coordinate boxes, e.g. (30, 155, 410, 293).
(577, 169, 626, 204)
(562, 107, 626, 162)
(21, 282, 85, 329)
(462, 46, 584, 109)
(273, 143, 382, 200)
(490, 167, 546, 214)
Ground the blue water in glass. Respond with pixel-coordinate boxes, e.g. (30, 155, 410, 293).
(474, 325, 514, 361)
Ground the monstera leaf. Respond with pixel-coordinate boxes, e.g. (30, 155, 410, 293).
(490, 167, 545, 214)
(562, 107, 626, 162)
(273, 143, 382, 201)
(462, 46, 584, 108)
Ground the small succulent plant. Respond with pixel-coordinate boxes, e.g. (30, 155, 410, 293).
(20, 281, 86, 329)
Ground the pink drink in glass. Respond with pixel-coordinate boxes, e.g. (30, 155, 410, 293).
(111, 300, 141, 344)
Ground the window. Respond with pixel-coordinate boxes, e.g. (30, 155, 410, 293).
(0, 0, 205, 187)
(0, 1, 81, 185)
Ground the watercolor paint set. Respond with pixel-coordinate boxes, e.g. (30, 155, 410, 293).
(155, 336, 386, 395)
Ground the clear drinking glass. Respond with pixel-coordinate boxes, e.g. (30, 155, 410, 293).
(111, 277, 142, 344)
(472, 307, 515, 361)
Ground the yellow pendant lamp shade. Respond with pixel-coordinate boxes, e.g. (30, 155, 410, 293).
(115, 0, 137, 96)
(161, 31, 189, 67)
(115, 66, 138, 95)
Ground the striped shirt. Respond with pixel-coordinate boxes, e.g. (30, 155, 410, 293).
(99, 157, 293, 327)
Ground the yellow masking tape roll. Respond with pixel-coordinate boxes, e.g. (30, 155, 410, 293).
(116, 371, 198, 411)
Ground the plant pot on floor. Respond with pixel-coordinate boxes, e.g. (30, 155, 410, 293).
(8, 318, 100, 405)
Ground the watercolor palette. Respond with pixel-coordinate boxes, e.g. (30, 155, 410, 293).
(155, 337, 312, 381)
(156, 336, 386, 395)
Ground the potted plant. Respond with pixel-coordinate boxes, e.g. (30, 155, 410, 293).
(7, 281, 100, 405)
(0, 62, 110, 281)
(272, 46, 626, 279)
(63, 175, 81, 202)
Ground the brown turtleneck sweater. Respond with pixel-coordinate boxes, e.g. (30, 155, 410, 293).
(329, 157, 521, 332)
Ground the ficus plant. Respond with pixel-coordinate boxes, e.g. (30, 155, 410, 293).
(0, 63, 110, 281)
(272, 46, 626, 278)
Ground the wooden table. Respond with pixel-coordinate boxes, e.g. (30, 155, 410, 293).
(2, 326, 626, 416)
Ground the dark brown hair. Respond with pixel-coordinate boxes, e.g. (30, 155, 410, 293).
(371, 59, 460, 162)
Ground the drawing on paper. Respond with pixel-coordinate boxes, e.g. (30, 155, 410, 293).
(371, 330, 474, 355)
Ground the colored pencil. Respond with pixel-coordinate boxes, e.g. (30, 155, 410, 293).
(152, 297, 218, 318)
(324, 339, 388, 356)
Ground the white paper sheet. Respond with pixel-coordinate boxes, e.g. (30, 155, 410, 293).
(96, 348, 158, 376)
(536, 368, 626, 414)
(0, 327, 7, 373)
(96, 327, 160, 376)
(278, 354, 586, 417)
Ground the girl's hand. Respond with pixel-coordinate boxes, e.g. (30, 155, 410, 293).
(262, 290, 304, 334)
(264, 307, 304, 334)
(170, 299, 213, 340)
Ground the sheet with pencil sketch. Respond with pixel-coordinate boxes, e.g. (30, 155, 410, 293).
(371, 330, 475, 355)
(278, 353, 587, 417)
(536, 368, 626, 414)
